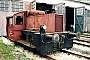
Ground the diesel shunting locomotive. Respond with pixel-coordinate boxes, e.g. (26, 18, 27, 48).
(6, 3, 79, 56)
(6, 10, 77, 56)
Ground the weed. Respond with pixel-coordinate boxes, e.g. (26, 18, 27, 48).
(14, 44, 20, 48)
(23, 50, 25, 52)
(16, 50, 20, 52)
(0, 40, 15, 60)
(31, 58, 34, 60)
(23, 53, 26, 57)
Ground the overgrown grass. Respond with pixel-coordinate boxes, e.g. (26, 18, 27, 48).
(0, 38, 32, 60)
(0, 40, 15, 60)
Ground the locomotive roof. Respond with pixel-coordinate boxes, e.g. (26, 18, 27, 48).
(6, 11, 27, 19)
(6, 15, 13, 19)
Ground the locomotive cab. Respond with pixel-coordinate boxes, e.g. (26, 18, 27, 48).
(6, 11, 26, 40)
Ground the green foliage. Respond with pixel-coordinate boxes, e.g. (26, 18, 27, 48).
(23, 50, 25, 52)
(31, 58, 34, 60)
(81, 31, 83, 35)
(16, 50, 20, 52)
(0, 39, 29, 60)
(23, 53, 26, 57)
(14, 44, 20, 48)
(85, 54, 90, 56)
(0, 40, 15, 60)
(21, 58, 26, 60)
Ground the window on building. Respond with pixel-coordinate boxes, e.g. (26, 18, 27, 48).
(0, 1, 9, 11)
(12, 1, 23, 12)
(15, 16, 23, 25)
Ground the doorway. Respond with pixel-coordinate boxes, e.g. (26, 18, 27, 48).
(66, 6, 74, 31)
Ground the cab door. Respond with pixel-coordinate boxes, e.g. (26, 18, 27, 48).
(6, 17, 14, 39)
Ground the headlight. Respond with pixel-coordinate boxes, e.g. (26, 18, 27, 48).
(43, 25, 46, 30)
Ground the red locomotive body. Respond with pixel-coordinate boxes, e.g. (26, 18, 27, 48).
(26, 13, 63, 33)
(6, 10, 63, 41)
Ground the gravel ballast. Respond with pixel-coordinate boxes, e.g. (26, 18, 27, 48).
(0, 37, 89, 60)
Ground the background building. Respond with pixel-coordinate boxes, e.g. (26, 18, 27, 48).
(0, 0, 31, 36)
(0, 0, 90, 36)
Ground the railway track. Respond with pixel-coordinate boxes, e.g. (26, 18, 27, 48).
(46, 35, 90, 60)
(73, 39, 90, 47)
(74, 39, 90, 43)
(60, 49, 90, 59)
(73, 42, 90, 47)
(60, 40, 90, 60)
(56, 34, 90, 60)
(63, 35, 90, 60)
(14, 40, 56, 60)
(15, 38, 90, 60)
(81, 33, 90, 38)
(60, 46, 90, 59)
(81, 35, 90, 38)
(3, 36, 90, 60)
(15, 39, 90, 60)
(44, 55, 56, 60)
(74, 34, 90, 47)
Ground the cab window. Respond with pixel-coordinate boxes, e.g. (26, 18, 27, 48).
(15, 16, 23, 25)
(8, 18, 13, 27)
